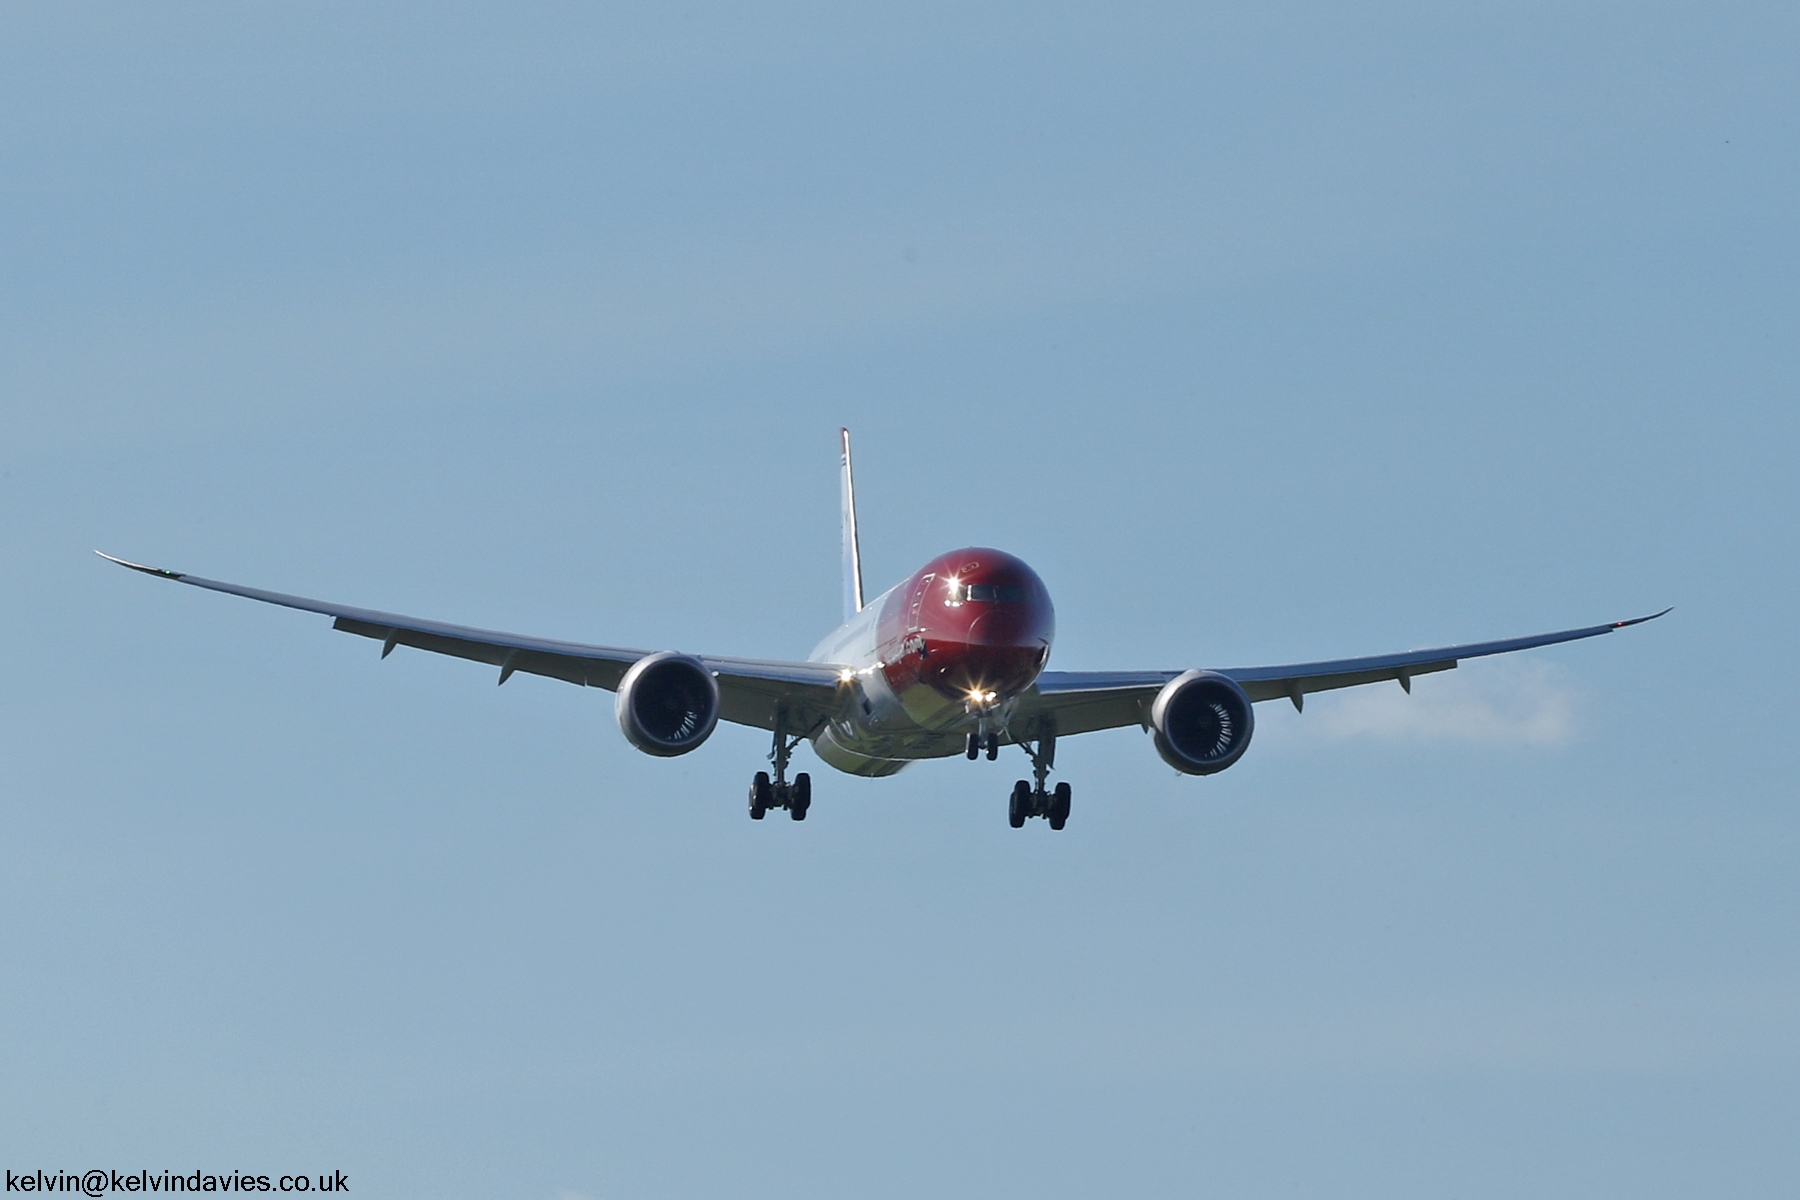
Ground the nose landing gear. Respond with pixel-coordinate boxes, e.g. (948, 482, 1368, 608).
(966, 731, 1000, 760)
(750, 720, 811, 821)
(1006, 731, 1069, 830)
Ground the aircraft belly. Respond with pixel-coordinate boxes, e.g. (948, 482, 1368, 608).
(811, 720, 962, 776)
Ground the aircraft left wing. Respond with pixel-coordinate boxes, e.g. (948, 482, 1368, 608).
(1011, 610, 1670, 739)
(97, 552, 846, 735)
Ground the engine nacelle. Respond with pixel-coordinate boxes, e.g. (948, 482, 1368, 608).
(1150, 670, 1255, 776)
(615, 652, 720, 757)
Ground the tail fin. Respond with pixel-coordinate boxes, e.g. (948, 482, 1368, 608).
(840, 428, 864, 622)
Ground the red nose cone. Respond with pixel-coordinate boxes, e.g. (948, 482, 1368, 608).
(890, 548, 1054, 704)
(967, 604, 1026, 646)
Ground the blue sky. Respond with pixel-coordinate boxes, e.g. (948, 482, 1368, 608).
(2, 4, 1795, 1197)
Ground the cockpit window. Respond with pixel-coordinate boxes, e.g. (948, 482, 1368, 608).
(945, 583, 1026, 605)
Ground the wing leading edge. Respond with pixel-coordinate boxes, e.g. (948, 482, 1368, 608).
(97, 552, 846, 736)
(1015, 610, 1670, 739)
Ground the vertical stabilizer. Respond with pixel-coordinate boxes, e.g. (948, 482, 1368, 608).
(840, 428, 865, 622)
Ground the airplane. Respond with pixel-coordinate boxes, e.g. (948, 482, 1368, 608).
(100, 429, 1667, 830)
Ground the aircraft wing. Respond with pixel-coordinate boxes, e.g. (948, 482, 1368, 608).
(97, 553, 846, 735)
(1012, 610, 1669, 739)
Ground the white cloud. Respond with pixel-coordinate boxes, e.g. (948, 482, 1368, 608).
(1304, 658, 1576, 746)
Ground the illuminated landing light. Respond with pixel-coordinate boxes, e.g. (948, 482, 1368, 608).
(838, 668, 856, 683)
(966, 687, 999, 707)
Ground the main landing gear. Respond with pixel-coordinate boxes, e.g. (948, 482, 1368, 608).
(749, 770, 810, 821)
(750, 720, 810, 821)
(1006, 731, 1069, 830)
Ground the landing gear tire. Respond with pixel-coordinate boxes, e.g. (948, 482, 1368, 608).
(1009, 780, 1030, 829)
(966, 732, 981, 760)
(749, 770, 772, 820)
(1048, 781, 1072, 831)
(789, 772, 811, 821)
(985, 732, 1000, 761)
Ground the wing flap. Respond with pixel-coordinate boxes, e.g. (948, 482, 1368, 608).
(1237, 658, 1457, 704)
(329, 615, 627, 689)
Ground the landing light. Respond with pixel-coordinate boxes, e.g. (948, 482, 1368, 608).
(838, 668, 855, 683)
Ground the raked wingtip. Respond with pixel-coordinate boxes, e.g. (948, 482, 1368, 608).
(96, 550, 184, 580)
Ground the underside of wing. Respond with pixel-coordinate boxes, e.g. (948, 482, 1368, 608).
(1014, 610, 1669, 738)
(98, 552, 845, 734)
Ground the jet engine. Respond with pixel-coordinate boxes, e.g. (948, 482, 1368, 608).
(615, 652, 720, 757)
(1150, 670, 1255, 775)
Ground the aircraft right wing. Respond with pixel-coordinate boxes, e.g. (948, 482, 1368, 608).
(1011, 610, 1670, 739)
(97, 552, 848, 736)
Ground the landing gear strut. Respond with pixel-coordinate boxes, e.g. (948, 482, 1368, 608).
(1007, 731, 1069, 830)
(749, 717, 811, 821)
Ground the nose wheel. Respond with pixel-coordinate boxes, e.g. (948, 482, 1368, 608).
(966, 731, 1000, 760)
